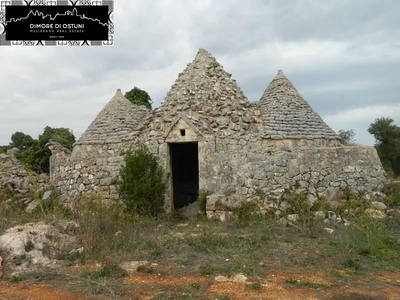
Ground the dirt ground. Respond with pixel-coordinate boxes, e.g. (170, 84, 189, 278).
(0, 269, 399, 300)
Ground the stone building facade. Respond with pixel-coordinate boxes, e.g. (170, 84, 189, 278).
(49, 49, 387, 212)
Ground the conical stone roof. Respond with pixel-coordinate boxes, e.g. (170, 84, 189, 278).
(152, 48, 261, 135)
(259, 71, 339, 140)
(75, 89, 150, 145)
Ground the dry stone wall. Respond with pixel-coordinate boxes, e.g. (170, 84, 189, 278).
(0, 150, 30, 194)
(0, 149, 51, 207)
(199, 140, 387, 212)
(49, 142, 129, 201)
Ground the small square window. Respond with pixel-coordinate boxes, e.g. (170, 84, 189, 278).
(180, 129, 186, 136)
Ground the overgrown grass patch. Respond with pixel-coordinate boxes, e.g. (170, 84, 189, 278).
(2, 185, 400, 298)
(341, 258, 361, 271)
(7, 274, 25, 283)
(382, 182, 400, 209)
(89, 264, 128, 279)
(285, 278, 327, 289)
(0, 187, 71, 234)
(250, 282, 262, 290)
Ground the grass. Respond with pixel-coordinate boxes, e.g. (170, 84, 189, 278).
(7, 274, 25, 282)
(285, 278, 327, 289)
(190, 282, 201, 290)
(200, 264, 214, 276)
(250, 282, 262, 290)
(342, 259, 361, 271)
(137, 265, 155, 274)
(197, 189, 212, 215)
(1, 187, 400, 297)
(88, 264, 128, 279)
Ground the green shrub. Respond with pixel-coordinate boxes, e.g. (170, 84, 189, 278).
(118, 145, 166, 217)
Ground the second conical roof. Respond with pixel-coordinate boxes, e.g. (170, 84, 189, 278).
(75, 89, 150, 145)
(259, 71, 339, 140)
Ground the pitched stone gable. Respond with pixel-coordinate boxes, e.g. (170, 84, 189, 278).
(259, 70, 340, 141)
(149, 48, 262, 136)
(75, 89, 150, 145)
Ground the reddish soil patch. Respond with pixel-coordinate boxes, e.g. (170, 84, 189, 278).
(0, 281, 87, 300)
(0, 270, 399, 299)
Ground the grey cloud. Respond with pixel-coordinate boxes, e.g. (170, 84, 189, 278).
(0, 0, 399, 146)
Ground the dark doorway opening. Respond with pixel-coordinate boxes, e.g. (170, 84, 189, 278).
(170, 143, 199, 209)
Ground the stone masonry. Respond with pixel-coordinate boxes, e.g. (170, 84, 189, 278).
(48, 48, 387, 212)
(0, 149, 30, 194)
(260, 70, 340, 142)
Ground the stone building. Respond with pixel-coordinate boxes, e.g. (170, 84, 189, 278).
(48, 91, 150, 201)
(49, 48, 387, 212)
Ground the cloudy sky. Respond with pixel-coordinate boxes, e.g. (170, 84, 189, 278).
(1, 0, 399, 146)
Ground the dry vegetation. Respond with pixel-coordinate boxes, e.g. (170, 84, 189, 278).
(1, 184, 400, 299)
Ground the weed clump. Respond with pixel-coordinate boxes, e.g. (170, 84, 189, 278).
(7, 274, 25, 282)
(250, 282, 262, 290)
(382, 182, 400, 209)
(90, 264, 128, 279)
(200, 264, 214, 275)
(197, 189, 212, 215)
(279, 190, 313, 224)
(136, 265, 155, 274)
(341, 258, 360, 271)
(190, 282, 201, 290)
(232, 201, 260, 222)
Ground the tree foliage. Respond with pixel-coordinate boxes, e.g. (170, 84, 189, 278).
(0, 145, 9, 154)
(10, 131, 34, 150)
(118, 145, 166, 217)
(368, 117, 400, 177)
(15, 126, 75, 174)
(124, 87, 152, 110)
(338, 129, 356, 145)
